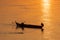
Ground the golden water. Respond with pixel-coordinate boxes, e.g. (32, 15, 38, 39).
(0, 0, 60, 40)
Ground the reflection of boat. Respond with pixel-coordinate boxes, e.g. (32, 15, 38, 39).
(15, 22, 44, 29)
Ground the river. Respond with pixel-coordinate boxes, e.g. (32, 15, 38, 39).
(0, 0, 60, 40)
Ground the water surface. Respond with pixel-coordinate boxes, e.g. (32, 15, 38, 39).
(0, 0, 60, 40)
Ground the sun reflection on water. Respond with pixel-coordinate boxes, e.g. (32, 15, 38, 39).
(41, 0, 52, 39)
(41, 0, 51, 23)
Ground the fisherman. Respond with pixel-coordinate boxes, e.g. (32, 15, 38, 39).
(21, 22, 24, 32)
(41, 23, 44, 27)
(41, 23, 44, 32)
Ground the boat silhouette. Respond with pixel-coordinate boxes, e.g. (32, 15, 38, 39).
(15, 21, 44, 31)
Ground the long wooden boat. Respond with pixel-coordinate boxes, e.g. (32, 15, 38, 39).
(15, 22, 44, 29)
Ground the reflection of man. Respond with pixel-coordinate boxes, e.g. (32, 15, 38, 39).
(21, 22, 24, 31)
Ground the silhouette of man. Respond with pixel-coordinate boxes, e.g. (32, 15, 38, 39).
(21, 22, 24, 31)
(41, 23, 44, 32)
(41, 23, 44, 27)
